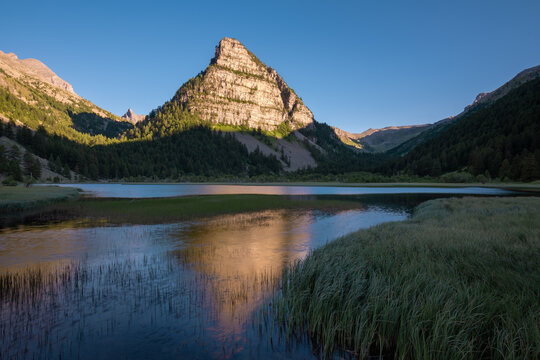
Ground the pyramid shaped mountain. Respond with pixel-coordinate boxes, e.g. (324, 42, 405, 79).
(170, 37, 314, 131)
(122, 108, 146, 123)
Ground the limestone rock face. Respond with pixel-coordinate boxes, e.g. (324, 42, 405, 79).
(0, 50, 75, 94)
(173, 37, 314, 131)
(122, 108, 146, 123)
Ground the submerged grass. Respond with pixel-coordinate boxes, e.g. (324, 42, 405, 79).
(0, 253, 283, 358)
(0, 186, 80, 213)
(268, 197, 540, 359)
(60, 194, 363, 223)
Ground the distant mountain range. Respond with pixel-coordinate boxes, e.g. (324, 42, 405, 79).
(331, 124, 431, 153)
(0, 39, 539, 181)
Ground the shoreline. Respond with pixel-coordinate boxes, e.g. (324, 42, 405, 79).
(269, 196, 540, 358)
(38, 181, 540, 191)
(2, 183, 536, 220)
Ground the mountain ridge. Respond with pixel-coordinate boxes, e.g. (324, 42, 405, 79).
(387, 64, 540, 155)
(1, 40, 538, 181)
(0, 49, 132, 141)
(0, 50, 75, 95)
(386, 76, 540, 181)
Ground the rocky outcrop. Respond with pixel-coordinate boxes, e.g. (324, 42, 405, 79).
(0, 50, 75, 94)
(173, 37, 314, 131)
(121, 108, 146, 123)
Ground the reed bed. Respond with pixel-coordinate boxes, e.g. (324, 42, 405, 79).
(267, 197, 540, 359)
(0, 186, 80, 213)
(0, 250, 283, 358)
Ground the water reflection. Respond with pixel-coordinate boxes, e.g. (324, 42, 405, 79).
(41, 183, 516, 198)
(0, 194, 456, 359)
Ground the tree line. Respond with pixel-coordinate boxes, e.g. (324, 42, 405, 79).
(0, 118, 282, 181)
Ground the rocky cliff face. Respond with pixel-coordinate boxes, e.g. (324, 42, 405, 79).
(0, 50, 75, 94)
(122, 108, 146, 123)
(172, 37, 314, 131)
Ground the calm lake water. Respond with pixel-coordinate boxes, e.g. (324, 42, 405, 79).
(42, 183, 513, 198)
(0, 186, 516, 359)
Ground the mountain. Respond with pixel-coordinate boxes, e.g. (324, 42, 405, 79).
(386, 75, 540, 181)
(332, 124, 431, 153)
(388, 64, 540, 155)
(0, 50, 75, 94)
(0, 40, 319, 180)
(462, 64, 540, 111)
(0, 50, 132, 141)
(121, 108, 146, 123)
(6, 39, 535, 182)
(170, 37, 314, 131)
(134, 37, 379, 172)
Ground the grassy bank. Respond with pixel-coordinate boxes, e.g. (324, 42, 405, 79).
(62, 194, 364, 223)
(0, 186, 80, 213)
(270, 197, 540, 359)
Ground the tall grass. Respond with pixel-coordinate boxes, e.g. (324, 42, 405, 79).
(0, 244, 284, 358)
(268, 197, 540, 359)
(0, 186, 80, 213)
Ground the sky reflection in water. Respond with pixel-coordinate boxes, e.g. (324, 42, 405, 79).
(0, 190, 511, 358)
(43, 183, 515, 198)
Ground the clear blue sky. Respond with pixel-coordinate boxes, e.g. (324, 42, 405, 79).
(2, 0, 539, 132)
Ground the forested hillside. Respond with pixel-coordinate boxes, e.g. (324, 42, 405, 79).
(0, 119, 282, 181)
(298, 121, 389, 174)
(0, 47, 286, 181)
(2, 44, 539, 183)
(385, 77, 540, 181)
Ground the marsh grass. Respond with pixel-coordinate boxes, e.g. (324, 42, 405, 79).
(0, 186, 80, 213)
(0, 257, 282, 358)
(267, 197, 540, 359)
(0, 238, 285, 358)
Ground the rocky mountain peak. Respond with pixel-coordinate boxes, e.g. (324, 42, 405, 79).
(212, 37, 246, 63)
(172, 37, 314, 131)
(210, 37, 267, 76)
(122, 108, 145, 123)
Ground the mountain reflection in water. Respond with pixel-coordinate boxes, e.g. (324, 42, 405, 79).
(0, 194, 469, 359)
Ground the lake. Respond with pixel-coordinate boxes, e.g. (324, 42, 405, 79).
(42, 183, 512, 198)
(0, 185, 516, 359)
